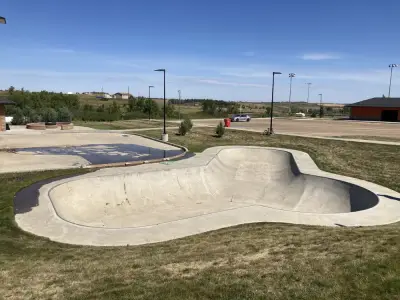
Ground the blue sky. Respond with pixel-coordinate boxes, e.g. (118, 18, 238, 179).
(1, 0, 400, 103)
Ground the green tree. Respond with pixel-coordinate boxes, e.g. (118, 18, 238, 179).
(58, 107, 72, 122)
(143, 99, 160, 120)
(42, 108, 58, 122)
(164, 102, 176, 118)
(215, 121, 225, 137)
(11, 108, 25, 125)
(8, 86, 15, 95)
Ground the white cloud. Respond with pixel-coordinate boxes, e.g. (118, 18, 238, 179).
(300, 53, 341, 61)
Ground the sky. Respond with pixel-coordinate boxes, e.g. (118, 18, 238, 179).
(1, 0, 400, 103)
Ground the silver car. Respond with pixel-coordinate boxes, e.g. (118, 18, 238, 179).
(231, 114, 251, 122)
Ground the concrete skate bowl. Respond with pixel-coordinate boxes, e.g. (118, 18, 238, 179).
(50, 148, 378, 228)
(15, 146, 400, 246)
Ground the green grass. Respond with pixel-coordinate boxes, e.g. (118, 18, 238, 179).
(333, 135, 400, 143)
(1, 127, 400, 299)
(74, 120, 177, 130)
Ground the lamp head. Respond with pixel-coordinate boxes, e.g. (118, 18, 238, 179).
(0, 16, 6, 24)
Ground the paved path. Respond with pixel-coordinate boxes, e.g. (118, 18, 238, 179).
(224, 127, 400, 146)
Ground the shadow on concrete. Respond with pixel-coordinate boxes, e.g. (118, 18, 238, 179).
(378, 194, 400, 201)
(14, 174, 82, 215)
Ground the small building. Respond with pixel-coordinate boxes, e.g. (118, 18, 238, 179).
(113, 93, 131, 100)
(0, 98, 16, 131)
(347, 97, 400, 122)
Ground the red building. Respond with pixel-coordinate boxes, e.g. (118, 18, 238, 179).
(347, 97, 400, 122)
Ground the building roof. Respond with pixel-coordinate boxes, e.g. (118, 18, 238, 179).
(347, 97, 400, 108)
(0, 97, 16, 105)
(114, 93, 131, 96)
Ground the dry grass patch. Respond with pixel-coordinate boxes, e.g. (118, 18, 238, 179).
(1, 129, 400, 299)
(74, 120, 177, 130)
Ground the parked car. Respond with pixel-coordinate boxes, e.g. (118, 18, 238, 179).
(231, 114, 251, 122)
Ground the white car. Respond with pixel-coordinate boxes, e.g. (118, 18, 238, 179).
(231, 114, 251, 122)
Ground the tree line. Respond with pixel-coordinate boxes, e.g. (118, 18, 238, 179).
(4, 88, 180, 124)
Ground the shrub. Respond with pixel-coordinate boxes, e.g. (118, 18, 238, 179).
(58, 107, 72, 122)
(182, 117, 193, 131)
(311, 111, 317, 118)
(178, 121, 189, 136)
(11, 108, 25, 125)
(42, 108, 58, 122)
(27, 109, 40, 123)
(215, 121, 225, 137)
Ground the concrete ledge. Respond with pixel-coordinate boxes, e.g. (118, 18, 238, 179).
(26, 123, 46, 130)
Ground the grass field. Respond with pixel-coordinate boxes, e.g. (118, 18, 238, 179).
(1, 128, 399, 299)
(74, 119, 177, 130)
(333, 135, 400, 143)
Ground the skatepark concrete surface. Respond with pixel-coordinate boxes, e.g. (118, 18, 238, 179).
(0, 132, 181, 173)
(14, 146, 400, 246)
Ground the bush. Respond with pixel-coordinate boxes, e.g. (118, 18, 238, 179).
(11, 108, 25, 125)
(215, 121, 225, 137)
(178, 121, 189, 136)
(42, 108, 58, 122)
(311, 111, 317, 118)
(58, 107, 72, 122)
(182, 117, 193, 131)
(27, 109, 40, 123)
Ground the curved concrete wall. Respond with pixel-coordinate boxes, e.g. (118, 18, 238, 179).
(49, 148, 379, 229)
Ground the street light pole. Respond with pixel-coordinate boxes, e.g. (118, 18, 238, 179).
(178, 90, 181, 121)
(306, 83, 312, 103)
(388, 64, 398, 98)
(319, 93, 323, 118)
(269, 72, 282, 134)
(154, 69, 167, 141)
(288, 73, 296, 115)
(148, 85, 154, 121)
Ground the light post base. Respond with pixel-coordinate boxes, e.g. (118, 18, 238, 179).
(161, 133, 169, 142)
(263, 128, 274, 135)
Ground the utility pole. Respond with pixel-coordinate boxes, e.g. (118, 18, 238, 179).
(319, 93, 323, 118)
(178, 90, 181, 121)
(288, 73, 296, 115)
(269, 72, 282, 134)
(148, 85, 154, 121)
(388, 64, 398, 97)
(306, 83, 312, 103)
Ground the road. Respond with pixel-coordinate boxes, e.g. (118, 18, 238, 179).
(193, 118, 400, 138)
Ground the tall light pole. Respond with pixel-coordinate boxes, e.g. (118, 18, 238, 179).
(319, 93, 323, 118)
(306, 83, 312, 103)
(148, 85, 154, 121)
(288, 73, 296, 115)
(178, 90, 181, 121)
(388, 64, 398, 98)
(269, 72, 282, 134)
(154, 69, 167, 141)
